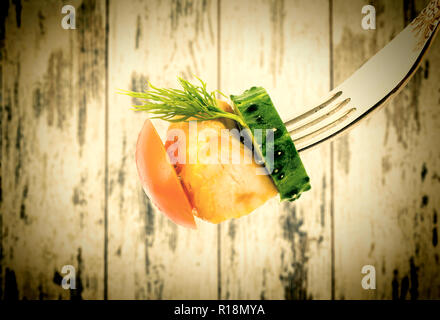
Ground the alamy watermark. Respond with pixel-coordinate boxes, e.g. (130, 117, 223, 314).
(165, 121, 275, 176)
(61, 5, 76, 30)
(362, 5, 376, 30)
(361, 265, 376, 290)
(61, 265, 76, 290)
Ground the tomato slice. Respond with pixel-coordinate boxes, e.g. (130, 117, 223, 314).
(136, 119, 196, 229)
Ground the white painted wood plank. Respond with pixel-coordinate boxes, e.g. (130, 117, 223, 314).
(1, 0, 106, 299)
(219, 0, 332, 299)
(107, 0, 219, 299)
(333, 0, 440, 299)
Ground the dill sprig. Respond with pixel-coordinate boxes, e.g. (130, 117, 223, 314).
(119, 77, 246, 127)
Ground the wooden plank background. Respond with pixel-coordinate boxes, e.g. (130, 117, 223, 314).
(333, 0, 440, 299)
(1, 0, 439, 300)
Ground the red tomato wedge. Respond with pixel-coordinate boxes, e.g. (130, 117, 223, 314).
(135, 119, 196, 229)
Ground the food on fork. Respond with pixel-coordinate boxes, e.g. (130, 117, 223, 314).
(165, 101, 277, 224)
(121, 77, 311, 228)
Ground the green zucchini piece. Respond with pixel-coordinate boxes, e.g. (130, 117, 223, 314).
(230, 87, 311, 201)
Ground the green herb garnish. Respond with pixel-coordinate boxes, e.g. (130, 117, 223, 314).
(119, 77, 246, 126)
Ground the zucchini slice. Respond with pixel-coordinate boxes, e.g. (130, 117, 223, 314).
(230, 87, 311, 201)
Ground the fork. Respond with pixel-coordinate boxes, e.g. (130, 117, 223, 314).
(286, 0, 440, 153)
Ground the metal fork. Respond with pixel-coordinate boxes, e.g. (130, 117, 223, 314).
(287, 0, 440, 153)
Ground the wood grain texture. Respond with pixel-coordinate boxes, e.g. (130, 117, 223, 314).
(1, 0, 106, 299)
(333, 0, 440, 299)
(219, 0, 332, 299)
(1, 0, 439, 300)
(107, 0, 219, 299)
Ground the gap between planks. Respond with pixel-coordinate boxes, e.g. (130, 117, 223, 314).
(329, 0, 336, 301)
(104, 0, 110, 300)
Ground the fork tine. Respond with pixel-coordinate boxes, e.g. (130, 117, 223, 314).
(293, 108, 357, 147)
(287, 0, 440, 153)
(289, 97, 351, 135)
(284, 91, 343, 127)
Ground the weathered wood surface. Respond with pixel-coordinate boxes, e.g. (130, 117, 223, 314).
(219, 0, 332, 300)
(1, 0, 439, 300)
(1, 0, 106, 299)
(107, 0, 219, 299)
(333, 0, 440, 299)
